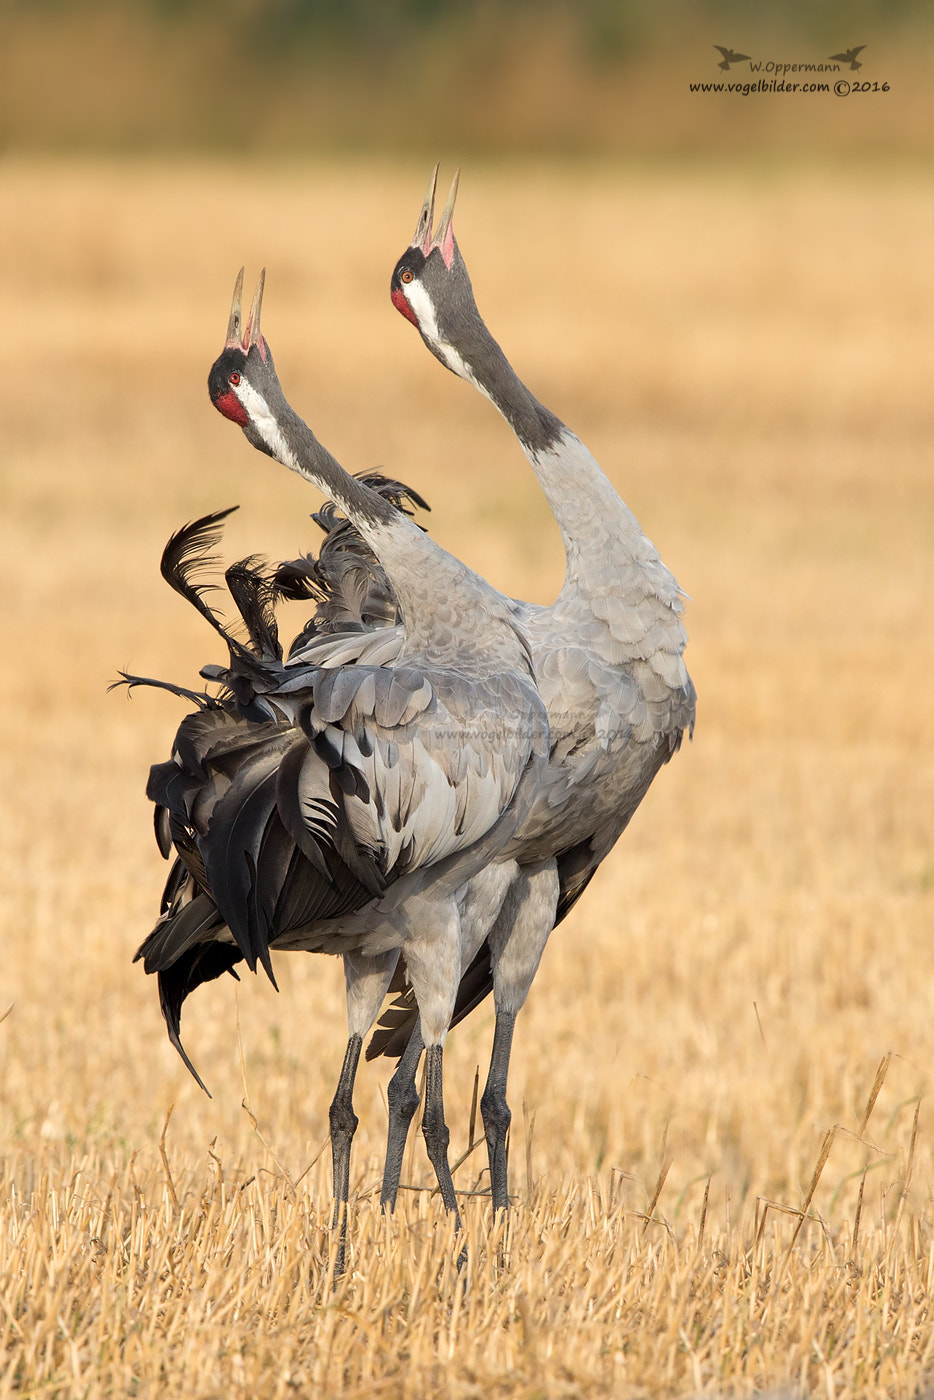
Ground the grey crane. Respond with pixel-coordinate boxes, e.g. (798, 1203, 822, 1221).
(136, 269, 549, 1261)
(369, 168, 696, 1214)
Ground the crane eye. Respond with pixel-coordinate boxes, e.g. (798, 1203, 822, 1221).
(400, 269, 414, 284)
(228, 371, 241, 386)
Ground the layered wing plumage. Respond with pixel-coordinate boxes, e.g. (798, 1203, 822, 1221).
(129, 477, 541, 1080)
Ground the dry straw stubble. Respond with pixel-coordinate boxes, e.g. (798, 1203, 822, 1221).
(0, 158, 932, 1396)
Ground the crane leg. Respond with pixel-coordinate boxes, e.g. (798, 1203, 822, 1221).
(480, 860, 558, 1215)
(480, 1008, 516, 1214)
(421, 1042, 461, 1227)
(329, 1032, 362, 1274)
(380, 1022, 424, 1210)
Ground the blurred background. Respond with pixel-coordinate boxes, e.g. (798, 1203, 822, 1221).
(1, 3, 933, 1390)
(1, 0, 932, 1293)
(0, 0, 929, 156)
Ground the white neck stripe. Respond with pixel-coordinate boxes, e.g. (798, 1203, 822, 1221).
(234, 379, 301, 474)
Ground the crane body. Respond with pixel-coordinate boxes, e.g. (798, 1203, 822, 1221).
(134, 273, 549, 1264)
(372, 169, 695, 1212)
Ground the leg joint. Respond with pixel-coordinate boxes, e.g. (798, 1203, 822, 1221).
(422, 1111, 451, 1158)
(480, 1089, 512, 1138)
(386, 1070, 421, 1124)
(329, 1098, 359, 1139)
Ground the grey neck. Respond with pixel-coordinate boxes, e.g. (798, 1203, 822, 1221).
(436, 313, 654, 603)
(252, 391, 524, 668)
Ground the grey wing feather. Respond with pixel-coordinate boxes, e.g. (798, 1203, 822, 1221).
(133, 474, 438, 1081)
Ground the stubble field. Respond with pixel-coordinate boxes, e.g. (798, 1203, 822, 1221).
(0, 157, 932, 1397)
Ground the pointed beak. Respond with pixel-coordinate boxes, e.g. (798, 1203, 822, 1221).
(225, 266, 245, 349)
(223, 267, 268, 362)
(430, 168, 460, 269)
(413, 163, 439, 255)
(244, 267, 266, 351)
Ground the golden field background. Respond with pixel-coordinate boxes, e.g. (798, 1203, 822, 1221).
(0, 157, 932, 1395)
(1, 2, 928, 159)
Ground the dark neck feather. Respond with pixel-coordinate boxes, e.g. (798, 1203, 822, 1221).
(430, 271, 667, 607)
(466, 333, 564, 457)
(275, 403, 392, 531)
(433, 299, 563, 457)
(253, 383, 523, 665)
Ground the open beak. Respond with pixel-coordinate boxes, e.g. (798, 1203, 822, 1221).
(225, 267, 268, 359)
(432, 169, 459, 249)
(244, 268, 266, 352)
(225, 266, 245, 348)
(412, 163, 439, 254)
(429, 168, 459, 269)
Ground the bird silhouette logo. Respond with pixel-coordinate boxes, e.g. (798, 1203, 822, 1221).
(828, 45, 866, 70)
(714, 46, 751, 71)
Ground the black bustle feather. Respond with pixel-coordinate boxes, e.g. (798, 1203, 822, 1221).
(224, 556, 282, 662)
(157, 855, 188, 916)
(157, 942, 244, 1097)
(159, 507, 239, 635)
(154, 804, 173, 860)
(135, 889, 224, 973)
(109, 671, 217, 709)
(200, 754, 289, 973)
(158, 509, 269, 679)
(133, 473, 437, 1079)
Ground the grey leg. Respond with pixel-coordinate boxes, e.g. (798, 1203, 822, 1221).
(480, 862, 559, 1216)
(421, 1042, 461, 1227)
(380, 1023, 424, 1211)
(329, 1032, 362, 1274)
(480, 1009, 517, 1214)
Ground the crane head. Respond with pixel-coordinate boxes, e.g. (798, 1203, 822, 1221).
(208, 268, 281, 452)
(390, 165, 483, 382)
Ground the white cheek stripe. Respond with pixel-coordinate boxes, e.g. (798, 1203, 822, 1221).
(234, 379, 301, 473)
(405, 280, 440, 341)
(405, 281, 494, 407)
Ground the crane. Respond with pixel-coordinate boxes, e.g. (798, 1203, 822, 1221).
(134, 269, 549, 1263)
(370, 168, 696, 1214)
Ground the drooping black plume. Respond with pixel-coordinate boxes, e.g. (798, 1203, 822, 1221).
(109, 671, 219, 709)
(158, 507, 268, 675)
(157, 941, 244, 1096)
(159, 506, 239, 634)
(224, 556, 282, 662)
(132, 473, 437, 1081)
